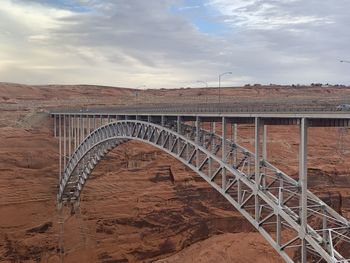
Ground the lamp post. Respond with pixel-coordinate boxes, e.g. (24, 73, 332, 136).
(135, 85, 146, 103)
(218, 72, 232, 104)
(197, 80, 208, 104)
(340, 60, 350, 64)
(197, 80, 208, 88)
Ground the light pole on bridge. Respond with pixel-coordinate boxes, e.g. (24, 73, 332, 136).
(197, 80, 208, 104)
(218, 72, 232, 105)
(135, 85, 146, 103)
(197, 80, 208, 88)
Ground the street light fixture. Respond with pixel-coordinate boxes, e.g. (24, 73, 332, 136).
(340, 60, 350, 64)
(218, 72, 232, 104)
(197, 80, 208, 88)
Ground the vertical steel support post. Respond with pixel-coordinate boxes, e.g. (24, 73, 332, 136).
(212, 122, 217, 153)
(74, 116, 77, 149)
(255, 117, 261, 222)
(88, 115, 90, 134)
(72, 116, 75, 156)
(81, 114, 84, 143)
(177, 116, 181, 133)
(168, 118, 172, 147)
(177, 116, 181, 154)
(77, 115, 79, 145)
(208, 121, 213, 177)
(82, 115, 85, 140)
(263, 125, 267, 161)
(233, 123, 237, 166)
(237, 178, 242, 204)
(68, 115, 71, 159)
(277, 176, 284, 246)
(196, 116, 200, 168)
(87, 116, 91, 161)
(149, 116, 153, 138)
(232, 121, 241, 203)
(233, 123, 237, 143)
(58, 115, 62, 181)
(211, 122, 215, 152)
(161, 115, 165, 145)
(208, 156, 212, 178)
(63, 115, 66, 171)
(299, 118, 308, 263)
(262, 124, 267, 189)
(77, 114, 80, 145)
(222, 117, 227, 189)
(54, 115, 57, 137)
(322, 206, 328, 251)
(222, 117, 227, 160)
(78, 115, 81, 145)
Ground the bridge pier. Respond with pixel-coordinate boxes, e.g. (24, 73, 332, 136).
(263, 124, 267, 160)
(222, 117, 227, 189)
(261, 124, 267, 191)
(58, 114, 62, 181)
(63, 115, 66, 177)
(232, 123, 237, 167)
(255, 117, 262, 222)
(68, 116, 72, 160)
(233, 123, 237, 143)
(299, 118, 308, 263)
(277, 179, 283, 247)
(195, 116, 200, 167)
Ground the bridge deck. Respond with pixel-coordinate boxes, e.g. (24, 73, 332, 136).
(50, 106, 350, 127)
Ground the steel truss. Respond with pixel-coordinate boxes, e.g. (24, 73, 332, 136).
(55, 119, 350, 263)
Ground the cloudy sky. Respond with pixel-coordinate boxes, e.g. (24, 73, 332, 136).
(0, 0, 349, 88)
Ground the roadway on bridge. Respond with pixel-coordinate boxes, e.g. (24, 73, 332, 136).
(50, 103, 350, 121)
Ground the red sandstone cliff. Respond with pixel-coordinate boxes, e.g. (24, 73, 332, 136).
(1, 83, 350, 262)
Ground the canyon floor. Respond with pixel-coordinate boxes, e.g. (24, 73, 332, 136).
(1, 83, 350, 262)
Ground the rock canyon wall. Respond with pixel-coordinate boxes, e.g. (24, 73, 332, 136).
(1, 83, 350, 262)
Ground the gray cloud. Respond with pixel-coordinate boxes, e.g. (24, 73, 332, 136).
(209, 0, 350, 84)
(0, 0, 349, 87)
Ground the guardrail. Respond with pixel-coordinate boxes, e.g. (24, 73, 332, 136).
(50, 103, 344, 115)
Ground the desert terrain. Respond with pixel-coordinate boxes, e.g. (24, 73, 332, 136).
(1, 83, 350, 262)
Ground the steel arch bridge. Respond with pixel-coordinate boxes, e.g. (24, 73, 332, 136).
(51, 109, 350, 263)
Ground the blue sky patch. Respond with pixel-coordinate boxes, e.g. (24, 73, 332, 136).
(192, 18, 226, 34)
(170, 0, 227, 35)
(37, 0, 91, 12)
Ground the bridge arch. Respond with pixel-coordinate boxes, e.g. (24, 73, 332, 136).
(58, 119, 349, 263)
(59, 120, 248, 202)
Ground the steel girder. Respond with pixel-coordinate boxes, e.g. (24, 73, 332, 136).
(178, 122, 350, 263)
(57, 120, 350, 263)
